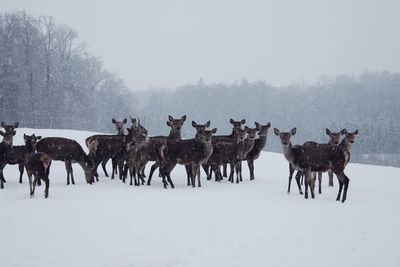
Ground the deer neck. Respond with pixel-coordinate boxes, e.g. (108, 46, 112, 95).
(202, 141, 214, 161)
(2, 135, 13, 146)
(258, 135, 267, 148)
(117, 130, 124, 136)
(340, 138, 352, 163)
(168, 129, 181, 141)
(282, 142, 295, 164)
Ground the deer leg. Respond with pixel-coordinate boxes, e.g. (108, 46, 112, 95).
(36, 175, 42, 186)
(229, 163, 235, 183)
(111, 158, 117, 179)
(28, 173, 33, 196)
(238, 161, 243, 182)
(140, 166, 146, 185)
(202, 164, 209, 180)
(336, 180, 343, 201)
(0, 168, 4, 189)
(304, 169, 310, 199)
(147, 162, 159, 185)
(310, 171, 316, 199)
(341, 174, 350, 203)
(197, 165, 201, 187)
(287, 163, 294, 193)
(32, 175, 38, 197)
(223, 163, 228, 178)
(44, 177, 49, 198)
(185, 165, 192, 186)
(101, 160, 109, 177)
(248, 159, 255, 180)
(328, 170, 334, 187)
(318, 172, 322, 194)
(191, 163, 196, 188)
(294, 171, 303, 195)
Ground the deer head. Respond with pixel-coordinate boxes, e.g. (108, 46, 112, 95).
(326, 128, 346, 145)
(112, 118, 127, 135)
(23, 134, 42, 152)
(192, 121, 211, 137)
(274, 128, 296, 146)
(255, 122, 271, 137)
(167, 115, 186, 131)
(342, 129, 359, 144)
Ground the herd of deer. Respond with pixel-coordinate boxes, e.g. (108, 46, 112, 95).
(0, 117, 358, 203)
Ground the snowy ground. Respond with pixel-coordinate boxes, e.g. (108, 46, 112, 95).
(1, 128, 399, 267)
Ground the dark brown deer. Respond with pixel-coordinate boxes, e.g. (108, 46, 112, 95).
(146, 115, 186, 186)
(274, 128, 350, 202)
(111, 118, 128, 178)
(292, 128, 346, 194)
(4, 145, 27, 184)
(185, 121, 211, 186)
(204, 118, 246, 180)
(0, 142, 13, 189)
(159, 127, 217, 188)
(1, 122, 19, 145)
(112, 118, 127, 135)
(23, 134, 51, 198)
(245, 122, 271, 180)
(208, 128, 247, 183)
(123, 119, 149, 186)
(36, 137, 95, 185)
(235, 126, 257, 182)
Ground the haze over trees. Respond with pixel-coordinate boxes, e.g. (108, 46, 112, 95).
(1, 11, 399, 167)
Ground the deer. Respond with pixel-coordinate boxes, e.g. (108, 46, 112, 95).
(203, 118, 246, 180)
(124, 120, 149, 186)
(111, 118, 128, 178)
(0, 124, 18, 186)
(274, 128, 350, 202)
(208, 128, 247, 183)
(23, 134, 51, 198)
(291, 128, 346, 194)
(36, 137, 95, 185)
(159, 127, 217, 188)
(146, 115, 186, 186)
(234, 126, 257, 182)
(245, 122, 271, 180)
(184, 121, 211, 186)
(1, 122, 19, 145)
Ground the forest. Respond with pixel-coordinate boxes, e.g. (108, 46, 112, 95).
(1, 11, 399, 167)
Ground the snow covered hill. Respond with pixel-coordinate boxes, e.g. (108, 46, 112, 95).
(1, 128, 399, 267)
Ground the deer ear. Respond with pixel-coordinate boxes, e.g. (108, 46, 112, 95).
(230, 119, 234, 124)
(354, 129, 359, 135)
(181, 115, 186, 122)
(12, 130, 16, 136)
(168, 115, 173, 122)
(23, 134, 28, 140)
(112, 118, 116, 124)
(245, 126, 250, 131)
(167, 121, 172, 127)
(290, 128, 297, 136)
(130, 117, 136, 124)
(36, 136, 42, 140)
(14, 122, 19, 128)
(192, 121, 197, 128)
(211, 128, 217, 134)
(255, 122, 261, 130)
(123, 118, 127, 124)
(340, 129, 346, 135)
(205, 121, 211, 127)
(273, 128, 280, 136)
(241, 119, 246, 124)
(266, 122, 271, 128)
(326, 128, 331, 135)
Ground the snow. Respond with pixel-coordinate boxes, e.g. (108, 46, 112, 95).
(1, 128, 400, 267)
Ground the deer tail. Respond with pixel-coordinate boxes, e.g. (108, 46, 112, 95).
(40, 154, 52, 170)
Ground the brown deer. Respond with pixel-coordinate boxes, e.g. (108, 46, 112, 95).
(293, 128, 346, 194)
(245, 122, 271, 180)
(111, 118, 128, 178)
(112, 118, 127, 135)
(125, 120, 149, 186)
(204, 118, 246, 180)
(146, 115, 186, 186)
(36, 137, 95, 185)
(235, 126, 257, 182)
(185, 121, 211, 186)
(0, 124, 18, 185)
(159, 127, 217, 188)
(23, 134, 51, 198)
(208, 128, 247, 183)
(274, 128, 350, 202)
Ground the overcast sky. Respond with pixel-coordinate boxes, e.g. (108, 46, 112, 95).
(1, 0, 400, 90)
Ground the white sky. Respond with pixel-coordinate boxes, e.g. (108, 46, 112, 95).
(1, 0, 400, 91)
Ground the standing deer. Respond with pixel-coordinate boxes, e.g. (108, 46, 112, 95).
(274, 128, 350, 202)
(159, 127, 217, 188)
(23, 134, 51, 198)
(245, 122, 271, 180)
(111, 118, 128, 178)
(36, 137, 95, 185)
(235, 126, 257, 182)
(1, 122, 19, 145)
(146, 115, 186, 186)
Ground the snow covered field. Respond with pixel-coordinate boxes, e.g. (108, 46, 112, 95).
(1, 128, 399, 267)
